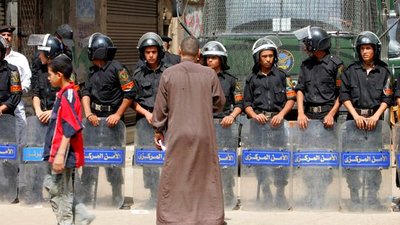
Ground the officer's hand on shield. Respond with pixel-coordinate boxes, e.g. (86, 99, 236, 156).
(154, 132, 164, 150)
(297, 113, 310, 129)
(354, 114, 367, 130)
(106, 113, 121, 128)
(145, 112, 153, 124)
(270, 114, 284, 127)
(323, 114, 335, 128)
(366, 115, 379, 131)
(253, 113, 268, 125)
(37, 110, 52, 124)
(220, 115, 234, 128)
(87, 113, 100, 126)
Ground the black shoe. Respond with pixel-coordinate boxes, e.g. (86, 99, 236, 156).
(11, 197, 19, 204)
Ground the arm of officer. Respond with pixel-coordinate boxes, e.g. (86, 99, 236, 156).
(133, 101, 153, 124)
(343, 100, 366, 130)
(82, 95, 99, 126)
(106, 98, 132, 127)
(2, 70, 22, 114)
(31, 96, 52, 124)
(323, 98, 340, 128)
(271, 99, 295, 127)
(296, 90, 310, 129)
(243, 75, 267, 125)
(340, 67, 365, 129)
(221, 80, 243, 127)
(106, 66, 135, 127)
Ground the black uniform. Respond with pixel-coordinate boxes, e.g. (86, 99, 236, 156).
(133, 62, 169, 206)
(214, 71, 243, 118)
(163, 52, 180, 66)
(243, 66, 295, 207)
(31, 57, 58, 111)
(213, 71, 243, 206)
(340, 61, 392, 117)
(295, 53, 344, 208)
(295, 54, 344, 118)
(340, 61, 392, 206)
(0, 61, 21, 201)
(0, 61, 22, 114)
(80, 60, 134, 206)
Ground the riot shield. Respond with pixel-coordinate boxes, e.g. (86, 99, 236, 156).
(214, 119, 239, 208)
(395, 123, 400, 209)
(0, 114, 18, 203)
(133, 118, 163, 209)
(339, 121, 391, 212)
(20, 116, 48, 205)
(292, 120, 339, 210)
(76, 118, 126, 209)
(240, 119, 291, 210)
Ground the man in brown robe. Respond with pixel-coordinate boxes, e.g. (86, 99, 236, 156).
(152, 36, 226, 225)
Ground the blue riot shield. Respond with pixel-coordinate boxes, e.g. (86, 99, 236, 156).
(214, 119, 240, 208)
(292, 120, 339, 210)
(76, 118, 126, 209)
(240, 119, 291, 210)
(19, 116, 48, 205)
(339, 121, 391, 212)
(0, 114, 18, 203)
(133, 118, 163, 209)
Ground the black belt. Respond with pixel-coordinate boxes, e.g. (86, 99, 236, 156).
(255, 110, 279, 118)
(305, 105, 332, 113)
(91, 102, 113, 112)
(355, 108, 376, 117)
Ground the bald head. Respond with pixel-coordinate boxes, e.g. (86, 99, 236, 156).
(180, 36, 200, 57)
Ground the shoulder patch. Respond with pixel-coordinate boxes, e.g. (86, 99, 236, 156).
(118, 68, 129, 82)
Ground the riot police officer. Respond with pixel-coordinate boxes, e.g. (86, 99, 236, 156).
(0, 35, 22, 201)
(132, 32, 169, 206)
(340, 31, 392, 207)
(202, 40, 242, 206)
(294, 27, 344, 207)
(243, 36, 295, 207)
(0, 34, 21, 115)
(295, 26, 344, 128)
(81, 33, 134, 207)
(31, 34, 65, 124)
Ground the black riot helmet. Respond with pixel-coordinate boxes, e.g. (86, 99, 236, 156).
(355, 31, 381, 62)
(137, 32, 164, 61)
(88, 33, 117, 61)
(0, 36, 7, 60)
(295, 26, 331, 52)
(202, 41, 230, 71)
(37, 34, 64, 60)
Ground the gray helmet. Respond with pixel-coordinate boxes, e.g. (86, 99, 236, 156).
(37, 34, 64, 60)
(252, 36, 281, 64)
(202, 41, 229, 70)
(137, 32, 164, 61)
(295, 26, 331, 52)
(355, 31, 381, 62)
(88, 33, 117, 61)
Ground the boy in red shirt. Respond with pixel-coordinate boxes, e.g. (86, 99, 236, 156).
(42, 54, 95, 225)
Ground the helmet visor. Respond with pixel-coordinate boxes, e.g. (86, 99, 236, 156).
(293, 26, 312, 41)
